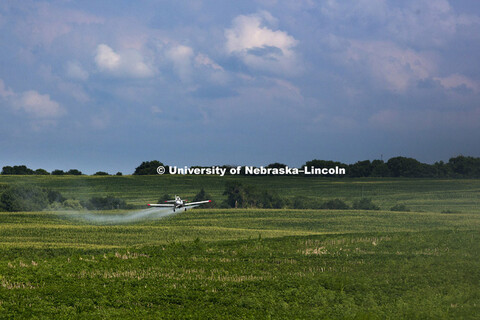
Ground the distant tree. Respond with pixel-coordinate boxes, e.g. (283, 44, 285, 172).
(0, 185, 49, 211)
(115, 172, 123, 176)
(433, 161, 450, 177)
(390, 204, 410, 212)
(46, 189, 66, 204)
(289, 196, 325, 209)
(193, 188, 215, 208)
(93, 171, 109, 176)
(134, 160, 168, 175)
(353, 198, 380, 210)
(290, 196, 311, 209)
(34, 169, 50, 175)
(19, 165, 34, 175)
(257, 190, 284, 208)
(266, 162, 288, 169)
(1, 165, 34, 175)
(321, 199, 350, 210)
(1, 166, 13, 175)
(223, 181, 249, 208)
(223, 182, 282, 208)
(62, 199, 83, 210)
(67, 169, 83, 175)
(348, 160, 373, 177)
(387, 157, 424, 177)
(51, 170, 65, 175)
(370, 160, 391, 177)
(193, 188, 208, 202)
(84, 196, 128, 210)
(158, 193, 172, 203)
(448, 155, 480, 177)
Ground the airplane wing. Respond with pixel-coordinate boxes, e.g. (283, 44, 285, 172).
(147, 203, 175, 207)
(184, 200, 212, 207)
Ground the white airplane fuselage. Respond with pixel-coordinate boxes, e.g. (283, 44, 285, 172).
(147, 195, 211, 212)
(174, 199, 184, 210)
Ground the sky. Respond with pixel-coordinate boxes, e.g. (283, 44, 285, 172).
(1, 0, 479, 174)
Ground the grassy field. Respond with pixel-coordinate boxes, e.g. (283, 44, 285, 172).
(1, 175, 479, 212)
(0, 176, 479, 318)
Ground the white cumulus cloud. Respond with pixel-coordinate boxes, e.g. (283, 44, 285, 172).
(1, 79, 65, 119)
(95, 44, 154, 78)
(15, 90, 64, 118)
(225, 12, 300, 75)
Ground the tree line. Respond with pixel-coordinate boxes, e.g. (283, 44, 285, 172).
(2, 155, 480, 178)
(0, 166, 122, 176)
(132, 156, 480, 178)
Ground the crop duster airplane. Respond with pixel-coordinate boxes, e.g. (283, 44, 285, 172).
(147, 195, 211, 212)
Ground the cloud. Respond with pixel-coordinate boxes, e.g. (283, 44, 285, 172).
(318, 2, 480, 94)
(151, 106, 162, 114)
(95, 44, 154, 78)
(166, 45, 194, 82)
(387, 1, 454, 47)
(320, 0, 388, 22)
(225, 11, 300, 75)
(0, 79, 14, 98)
(95, 44, 120, 71)
(15, 90, 64, 118)
(346, 40, 435, 92)
(66, 61, 89, 81)
(35, 64, 90, 103)
(255, 0, 316, 11)
(0, 1, 479, 167)
(165, 46, 226, 84)
(320, 0, 480, 47)
(192, 53, 230, 86)
(1, 79, 64, 119)
(194, 53, 224, 71)
(385, 0, 480, 47)
(58, 82, 90, 103)
(9, 2, 104, 47)
(435, 74, 480, 93)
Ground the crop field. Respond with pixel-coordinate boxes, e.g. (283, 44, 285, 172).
(0, 176, 479, 318)
(2, 175, 480, 211)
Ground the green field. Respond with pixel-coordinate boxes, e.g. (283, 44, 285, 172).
(2, 175, 480, 212)
(0, 176, 479, 318)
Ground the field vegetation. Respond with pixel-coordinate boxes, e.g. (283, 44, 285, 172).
(0, 175, 478, 318)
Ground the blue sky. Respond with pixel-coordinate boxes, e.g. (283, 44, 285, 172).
(1, 0, 479, 174)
